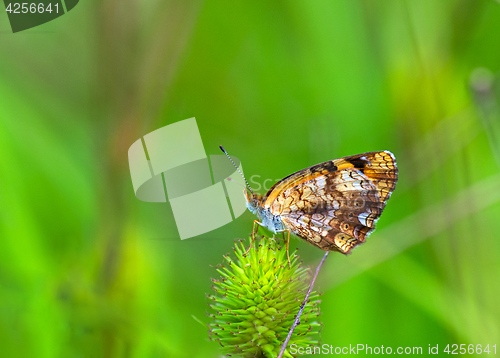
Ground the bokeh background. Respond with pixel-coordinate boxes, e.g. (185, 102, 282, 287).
(1, 0, 500, 357)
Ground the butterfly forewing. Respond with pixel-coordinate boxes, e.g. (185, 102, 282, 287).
(263, 151, 398, 253)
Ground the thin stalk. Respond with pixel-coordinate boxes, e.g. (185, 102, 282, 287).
(277, 251, 329, 358)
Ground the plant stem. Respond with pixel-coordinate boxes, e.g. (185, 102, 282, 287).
(277, 251, 329, 358)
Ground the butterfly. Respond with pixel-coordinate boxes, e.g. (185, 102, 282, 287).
(220, 147, 398, 263)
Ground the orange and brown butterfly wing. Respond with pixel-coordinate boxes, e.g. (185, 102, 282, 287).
(263, 151, 398, 253)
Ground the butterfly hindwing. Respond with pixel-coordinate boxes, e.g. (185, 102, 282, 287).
(265, 151, 398, 253)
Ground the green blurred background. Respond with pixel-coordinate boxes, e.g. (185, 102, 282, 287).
(1, 0, 500, 357)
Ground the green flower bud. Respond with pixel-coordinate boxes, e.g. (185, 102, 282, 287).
(208, 236, 322, 358)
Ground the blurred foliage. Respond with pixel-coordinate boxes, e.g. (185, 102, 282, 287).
(1, 0, 500, 357)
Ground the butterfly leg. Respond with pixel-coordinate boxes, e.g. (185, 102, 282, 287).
(276, 229, 291, 268)
(245, 220, 262, 256)
(283, 229, 291, 268)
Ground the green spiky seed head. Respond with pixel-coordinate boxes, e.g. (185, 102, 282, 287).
(208, 236, 322, 358)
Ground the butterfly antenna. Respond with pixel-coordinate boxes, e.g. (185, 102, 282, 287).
(226, 177, 246, 189)
(219, 145, 254, 194)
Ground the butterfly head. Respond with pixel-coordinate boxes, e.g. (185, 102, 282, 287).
(244, 189, 263, 215)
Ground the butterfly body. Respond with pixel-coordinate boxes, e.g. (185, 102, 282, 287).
(244, 151, 398, 254)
